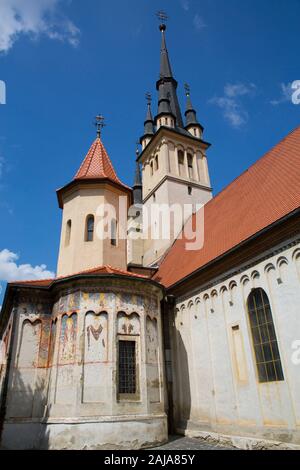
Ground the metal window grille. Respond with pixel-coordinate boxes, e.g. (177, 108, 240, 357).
(118, 340, 136, 394)
(248, 288, 284, 383)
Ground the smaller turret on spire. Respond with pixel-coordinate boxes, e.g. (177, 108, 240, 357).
(144, 93, 155, 136)
(184, 84, 203, 138)
(140, 93, 155, 149)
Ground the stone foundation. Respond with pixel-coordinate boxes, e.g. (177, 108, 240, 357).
(1, 414, 168, 450)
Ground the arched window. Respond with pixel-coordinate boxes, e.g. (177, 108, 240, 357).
(65, 220, 72, 246)
(150, 161, 154, 176)
(85, 215, 94, 242)
(187, 154, 194, 179)
(247, 288, 284, 383)
(111, 219, 118, 246)
(178, 150, 184, 177)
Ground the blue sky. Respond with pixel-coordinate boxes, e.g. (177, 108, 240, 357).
(0, 0, 299, 303)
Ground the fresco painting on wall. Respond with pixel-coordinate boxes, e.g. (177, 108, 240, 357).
(68, 292, 80, 310)
(99, 292, 114, 310)
(48, 320, 57, 366)
(85, 312, 108, 362)
(145, 297, 158, 316)
(0, 323, 11, 386)
(60, 314, 77, 364)
(38, 318, 51, 368)
(83, 312, 108, 403)
(117, 312, 140, 336)
(146, 317, 160, 404)
(58, 296, 68, 313)
(82, 292, 116, 309)
(146, 317, 158, 364)
(18, 320, 42, 368)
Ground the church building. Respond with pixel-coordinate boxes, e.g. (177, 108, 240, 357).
(0, 20, 300, 450)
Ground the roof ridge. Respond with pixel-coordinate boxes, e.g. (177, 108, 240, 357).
(9, 277, 55, 284)
(9, 264, 150, 285)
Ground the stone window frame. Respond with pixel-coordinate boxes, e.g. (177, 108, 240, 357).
(85, 214, 95, 242)
(247, 288, 284, 384)
(116, 334, 141, 403)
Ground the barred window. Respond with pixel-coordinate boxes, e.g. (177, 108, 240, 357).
(247, 288, 284, 383)
(118, 340, 136, 394)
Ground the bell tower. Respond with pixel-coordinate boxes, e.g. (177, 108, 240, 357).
(138, 17, 213, 267)
(56, 117, 132, 277)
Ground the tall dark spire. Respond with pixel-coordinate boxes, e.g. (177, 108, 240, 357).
(156, 22, 184, 128)
(159, 24, 173, 79)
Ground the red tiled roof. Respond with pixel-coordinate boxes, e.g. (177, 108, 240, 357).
(10, 265, 149, 288)
(74, 137, 131, 190)
(155, 126, 300, 288)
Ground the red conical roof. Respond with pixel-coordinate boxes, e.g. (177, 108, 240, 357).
(57, 137, 132, 209)
(74, 137, 130, 190)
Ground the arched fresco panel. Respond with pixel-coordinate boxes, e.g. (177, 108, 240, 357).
(117, 312, 140, 336)
(48, 320, 57, 367)
(38, 318, 51, 368)
(146, 317, 160, 403)
(83, 312, 108, 403)
(59, 314, 77, 364)
(12, 320, 41, 417)
(55, 313, 77, 405)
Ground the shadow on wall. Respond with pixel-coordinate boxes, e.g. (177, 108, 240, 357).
(0, 367, 51, 450)
(174, 328, 192, 432)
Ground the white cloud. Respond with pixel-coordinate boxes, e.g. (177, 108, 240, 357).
(0, 249, 55, 283)
(224, 83, 256, 98)
(271, 82, 294, 106)
(210, 82, 256, 128)
(180, 0, 190, 11)
(0, 0, 80, 53)
(193, 14, 206, 31)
